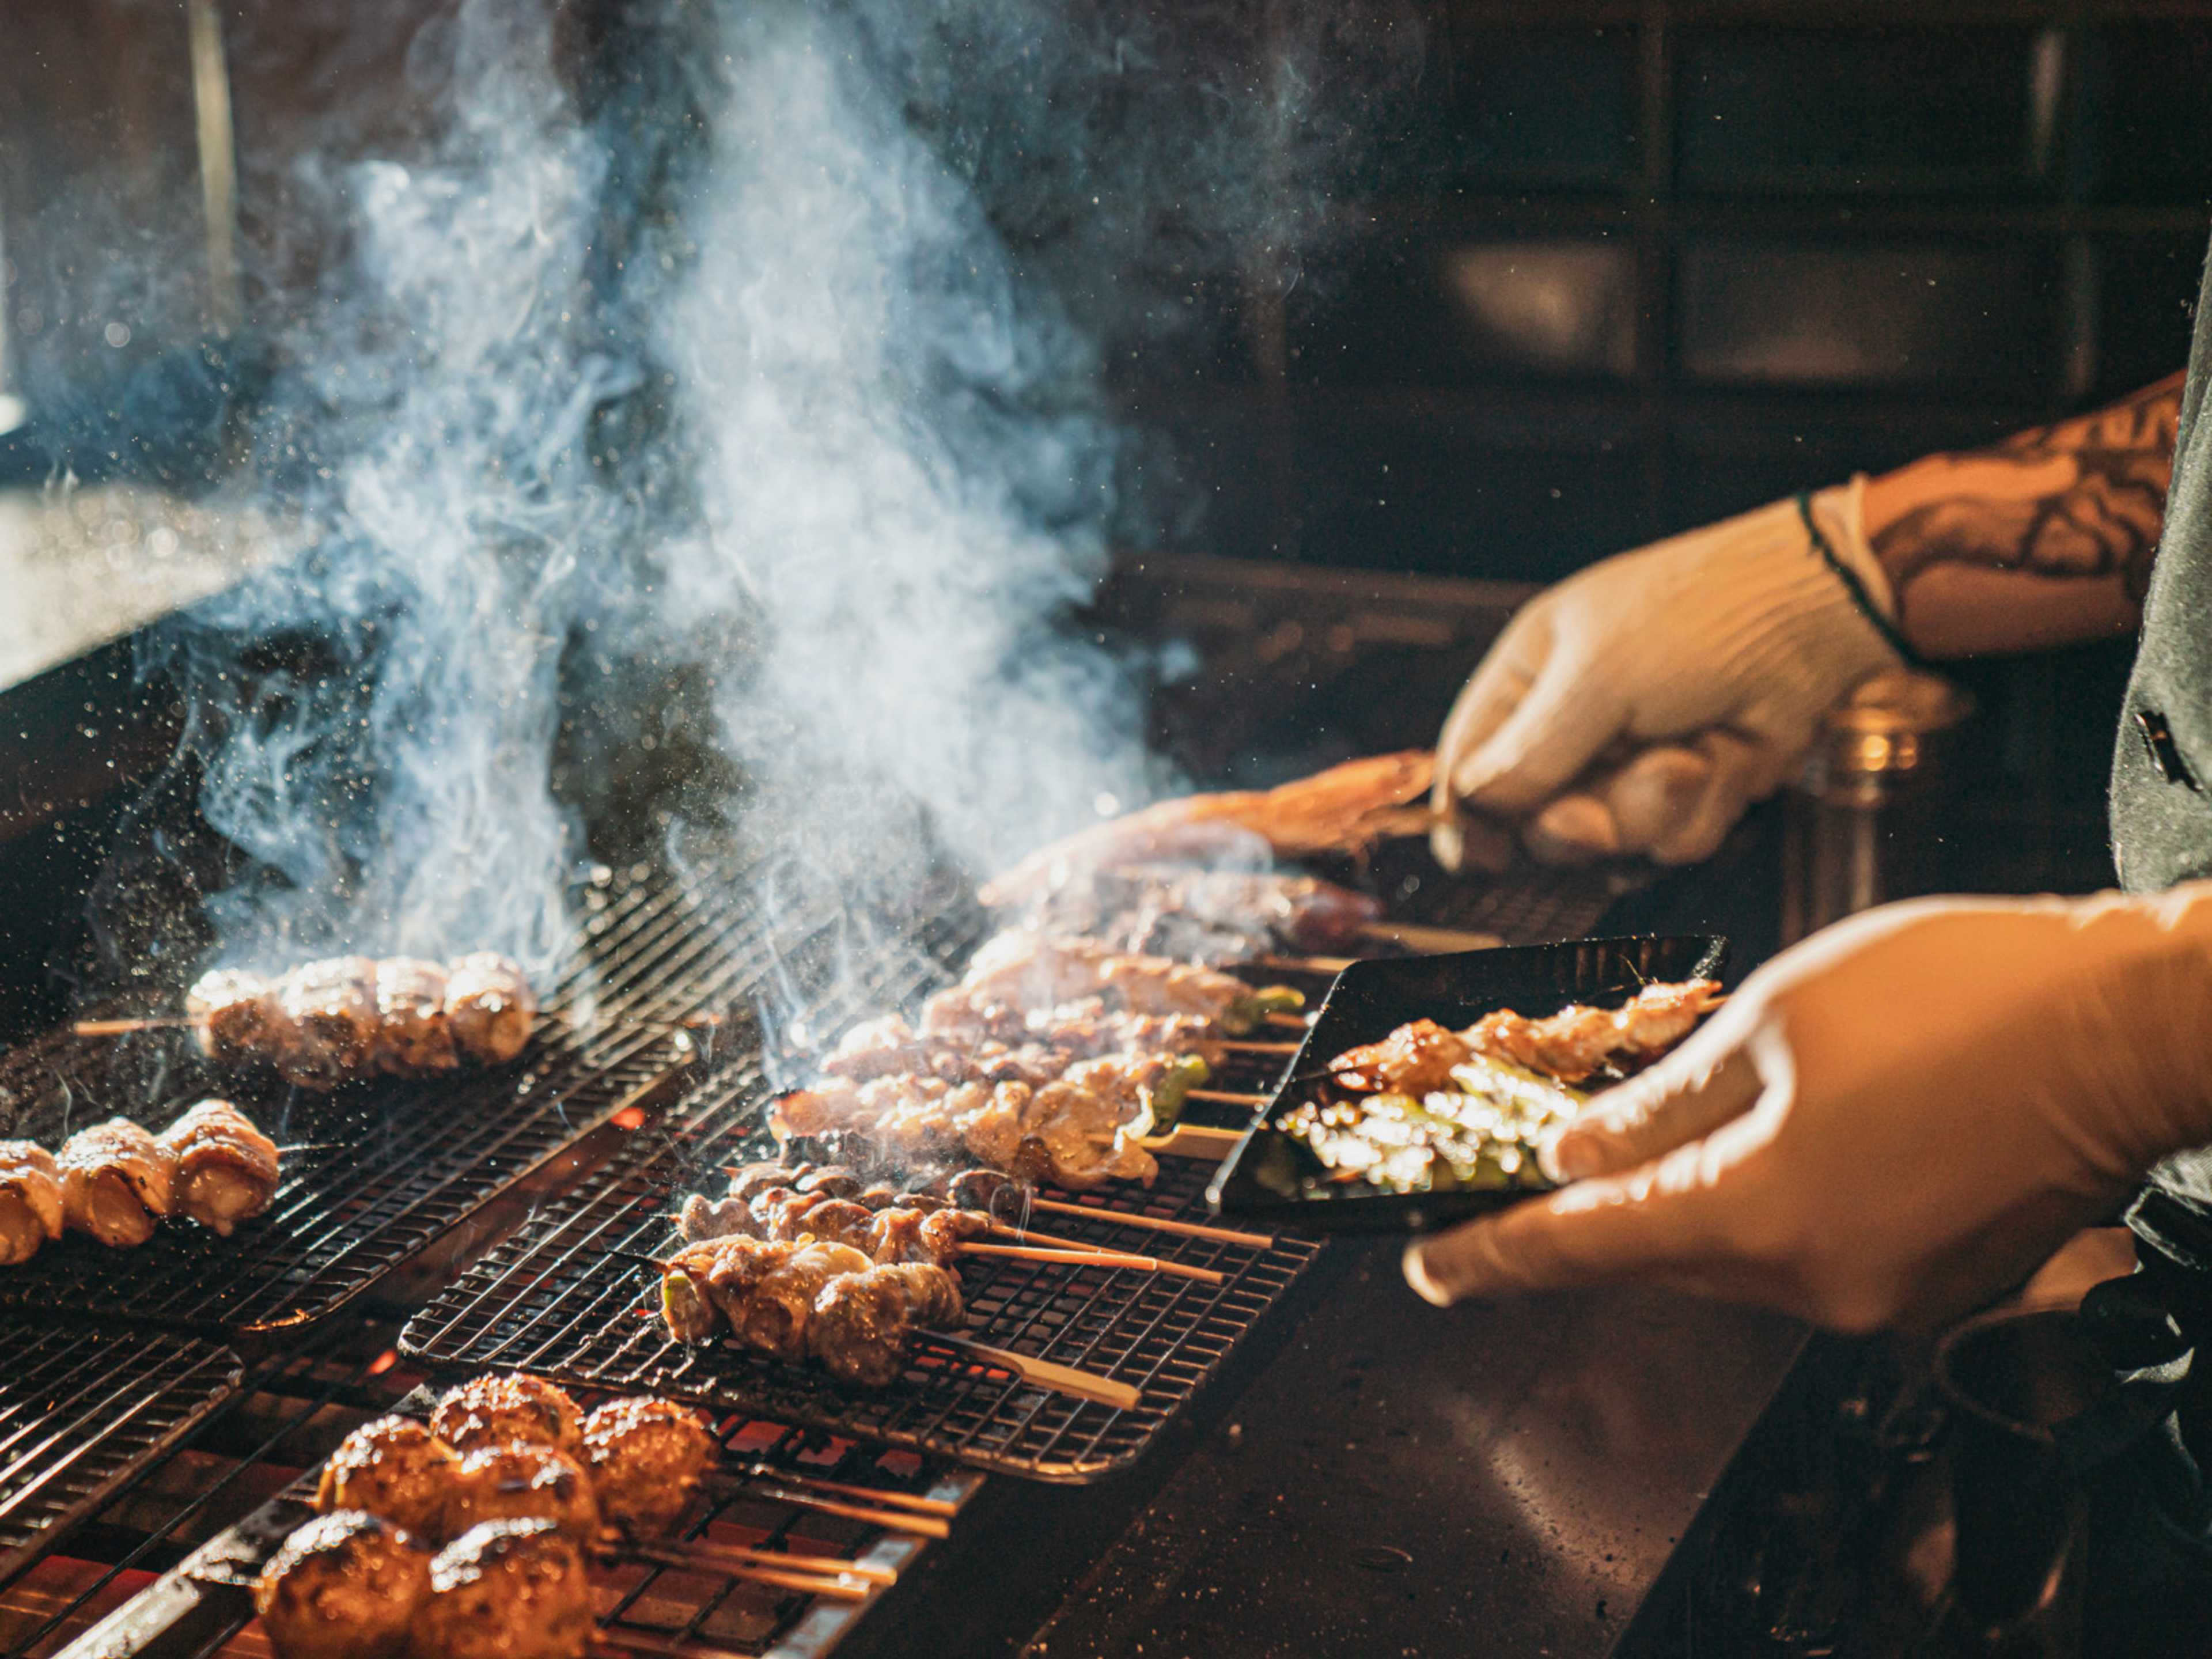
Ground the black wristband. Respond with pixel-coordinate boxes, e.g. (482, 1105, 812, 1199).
(1796, 491, 1923, 668)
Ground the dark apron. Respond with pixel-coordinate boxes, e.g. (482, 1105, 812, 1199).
(2081, 230, 2212, 1650)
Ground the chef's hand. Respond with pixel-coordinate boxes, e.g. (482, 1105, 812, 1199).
(1403, 884, 2212, 1332)
(1431, 484, 1902, 869)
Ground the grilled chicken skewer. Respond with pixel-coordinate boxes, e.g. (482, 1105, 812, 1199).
(0, 1142, 65, 1266)
(99, 953, 539, 1092)
(57, 1118, 177, 1248)
(159, 1099, 281, 1236)
(1325, 978, 1726, 1093)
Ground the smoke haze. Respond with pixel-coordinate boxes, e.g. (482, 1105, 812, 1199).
(73, 0, 1422, 983)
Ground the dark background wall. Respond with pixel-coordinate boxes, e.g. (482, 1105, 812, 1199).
(1128, 0, 2212, 587)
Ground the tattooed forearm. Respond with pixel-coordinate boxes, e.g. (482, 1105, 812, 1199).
(1863, 373, 2183, 637)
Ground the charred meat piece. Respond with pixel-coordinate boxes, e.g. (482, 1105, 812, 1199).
(445, 1442, 601, 1545)
(187, 968, 291, 1069)
(315, 1416, 460, 1541)
(737, 1240, 873, 1362)
(0, 1141, 63, 1266)
(660, 1236, 800, 1345)
(676, 1192, 759, 1244)
(158, 1099, 279, 1236)
(419, 1520, 593, 1659)
(579, 1397, 718, 1539)
(372, 957, 458, 1077)
(443, 953, 537, 1066)
(958, 931, 1255, 1022)
(807, 1262, 964, 1388)
(1327, 1018, 1473, 1095)
(937, 1166, 1017, 1213)
(276, 957, 381, 1089)
(430, 1374, 584, 1456)
(253, 1509, 429, 1659)
(58, 1119, 176, 1248)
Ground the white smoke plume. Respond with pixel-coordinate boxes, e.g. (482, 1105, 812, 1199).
(80, 0, 1422, 984)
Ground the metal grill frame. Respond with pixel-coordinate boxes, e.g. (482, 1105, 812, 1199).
(0, 1325, 244, 1594)
(0, 862, 794, 1337)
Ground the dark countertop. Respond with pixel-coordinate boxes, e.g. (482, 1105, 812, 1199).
(837, 1237, 1802, 1659)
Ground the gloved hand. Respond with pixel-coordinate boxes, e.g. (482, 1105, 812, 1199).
(1431, 482, 1902, 869)
(1403, 883, 2212, 1333)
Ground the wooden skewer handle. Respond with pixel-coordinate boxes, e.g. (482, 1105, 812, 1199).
(925, 1331, 1141, 1411)
(983, 1225, 1224, 1285)
(715, 1483, 950, 1538)
(642, 1537, 896, 1586)
(1184, 1087, 1268, 1108)
(1137, 1123, 1248, 1161)
(1027, 1197, 1275, 1251)
(726, 1465, 958, 1518)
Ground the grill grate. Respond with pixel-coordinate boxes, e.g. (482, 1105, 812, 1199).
(0, 1325, 243, 1593)
(400, 936, 1326, 1483)
(36, 1344, 978, 1659)
(0, 861, 816, 1336)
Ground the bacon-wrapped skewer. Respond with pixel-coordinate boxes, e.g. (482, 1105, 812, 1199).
(58, 1119, 177, 1248)
(0, 1142, 64, 1266)
(159, 1099, 280, 1236)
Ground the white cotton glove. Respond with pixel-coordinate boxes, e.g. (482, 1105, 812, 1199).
(1403, 882, 2212, 1333)
(1431, 481, 1903, 868)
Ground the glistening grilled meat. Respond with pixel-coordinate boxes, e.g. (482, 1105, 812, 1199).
(676, 1181, 989, 1266)
(253, 1509, 430, 1659)
(658, 1234, 964, 1387)
(0, 1142, 63, 1266)
(160, 1099, 279, 1236)
(316, 1417, 461, 1542)
(417, 1520, 592, 1659)
(57, 1118, 176, 1248)
(579, 1396, 718, 1539)
(184, 952, 537, 1090)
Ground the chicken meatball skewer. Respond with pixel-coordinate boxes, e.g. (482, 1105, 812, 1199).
(312, 1397, 886, 1605)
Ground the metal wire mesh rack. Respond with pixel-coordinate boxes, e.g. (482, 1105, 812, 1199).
(0, 1325, 244, 1593)
(37, 1335, 979, 1659)
(0, 861, 787, 1336)
(399, 935, 1328, 1484)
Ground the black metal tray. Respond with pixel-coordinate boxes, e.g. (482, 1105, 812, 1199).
(0, 1323, 244, 1590)
(1208, 934, 1728, 1234)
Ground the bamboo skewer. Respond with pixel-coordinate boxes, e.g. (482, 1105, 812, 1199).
(622, 1536, 891, 1592)
(717, 1463, 957, 1517)
(1136, 1123, 1247, 1161)
(702, 1476, 950, 1538)
(1206, 1039, 1301, 1055)
(1183, 1088, 1269, 1108)
(958, 1240, 1208, 1279)
(1024, 1198, 1274, 1250)
(922, 1331, 1141, 1411)
(1263, 1011, 1313, 1032)
(983, 1224, 1224, 1285)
